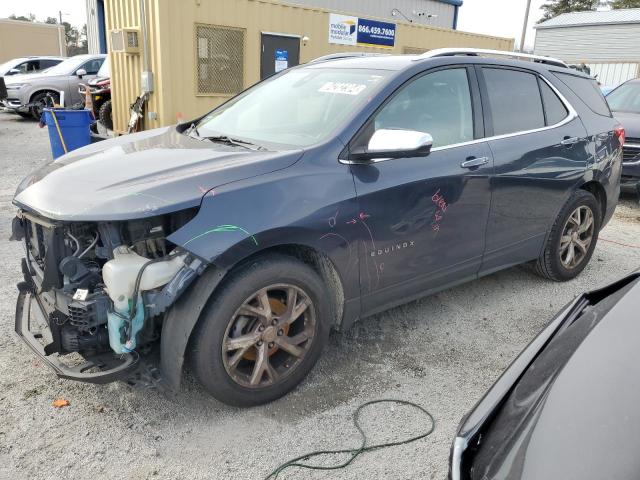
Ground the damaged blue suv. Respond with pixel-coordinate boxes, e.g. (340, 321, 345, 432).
(12, 49, 623, 406)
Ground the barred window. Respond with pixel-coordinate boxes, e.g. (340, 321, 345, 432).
(196, 24, 245, 95)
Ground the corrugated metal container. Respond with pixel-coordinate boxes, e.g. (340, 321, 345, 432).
(586, 62, 639, 87)
(534, 24, 640, 63)
(106, 0, 513, 134)
(0, 19, 66, 62)
(288, 0, 456, 29)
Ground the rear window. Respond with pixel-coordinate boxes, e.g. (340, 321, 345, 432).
(483, 68, 545, 136)
(553, 72, 611, 117)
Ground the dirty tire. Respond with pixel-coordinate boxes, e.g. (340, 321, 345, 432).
(535, 189, 601, 282)
(29, 91, 58, 120)
(98, 99, 113, 130)
(191, 254, 331, 407)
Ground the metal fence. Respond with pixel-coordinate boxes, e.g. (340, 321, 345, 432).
(585, 62, 640, 87)
(195, 24, 245, 95)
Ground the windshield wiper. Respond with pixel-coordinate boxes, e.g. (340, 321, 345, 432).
(203, 135, 267, 151)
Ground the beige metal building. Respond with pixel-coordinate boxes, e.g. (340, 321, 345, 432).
(0, 19, 66, 63)
(105, 0, 513, 134)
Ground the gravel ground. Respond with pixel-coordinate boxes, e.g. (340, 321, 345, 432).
(1, 111, 639, 480)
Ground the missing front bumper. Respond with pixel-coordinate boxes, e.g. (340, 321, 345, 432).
(15, 280, 138, 384)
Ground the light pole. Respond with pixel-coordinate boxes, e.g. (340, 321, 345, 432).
(58, 10, 70, 24)
(520, 0, 532, 52)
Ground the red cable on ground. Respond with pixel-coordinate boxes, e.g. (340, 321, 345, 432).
(599, 237, 640, 249)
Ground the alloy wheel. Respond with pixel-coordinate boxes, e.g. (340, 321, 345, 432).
(559, 205, 594, 269)
(222, 284, 316, 388)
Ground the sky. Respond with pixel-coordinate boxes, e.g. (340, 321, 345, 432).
(0, 0, 558, 50)
(457, 0, 547, 50)
(0, 0, 87, 28)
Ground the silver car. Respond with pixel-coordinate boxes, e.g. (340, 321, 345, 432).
(3, 54, 106, 119)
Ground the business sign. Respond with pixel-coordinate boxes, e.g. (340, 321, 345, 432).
(328, 13, 396, 49)
(275, 49, 288, 73)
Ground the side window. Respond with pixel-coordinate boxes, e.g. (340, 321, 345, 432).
(82, 59, 103, 75)
(372, 68, 474, 148)
(539, 79, 568, 125)
(40, 59, 61, 69)
(553, 72, 611, 117)
(483, 68, 545, 136)
(15, 61, 30, 73)
(26, 60, 41, 72)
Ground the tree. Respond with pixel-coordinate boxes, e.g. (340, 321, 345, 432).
(539, 0, 599, 22)
(609, 0, 640, 7)
(44, 17, 58, 24)
(9, 13, 35, 22)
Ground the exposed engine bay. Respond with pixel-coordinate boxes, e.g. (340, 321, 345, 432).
(12, 208, 204, 378)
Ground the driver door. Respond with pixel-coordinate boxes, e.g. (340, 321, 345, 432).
(348, 66, 494, 314)
(68, 58, 104, 105)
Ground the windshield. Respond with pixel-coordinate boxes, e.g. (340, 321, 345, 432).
(97, 57, 110, 77)
(44, 56, 93, 76)
(195, 67, 391, 148)
(607, 82, 640, 114)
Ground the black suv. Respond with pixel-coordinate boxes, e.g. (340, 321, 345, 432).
(12, 49, 623, 406)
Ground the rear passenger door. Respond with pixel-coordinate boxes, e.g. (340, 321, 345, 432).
(478, 66, 589, 274)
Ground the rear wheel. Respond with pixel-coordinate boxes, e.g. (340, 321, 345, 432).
(191, 255, 331, 407)
(535, 190, 600, 281)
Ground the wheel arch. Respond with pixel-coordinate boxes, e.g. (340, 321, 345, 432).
(578, 180, 607, 224)
(159, 243, 346, 393)
(29, 88, 60, 103)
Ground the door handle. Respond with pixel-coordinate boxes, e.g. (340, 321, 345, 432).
(561, 136, 580, 146)
(461, 156, 489, 168)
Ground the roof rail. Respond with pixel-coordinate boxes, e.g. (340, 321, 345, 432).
(418, 48, 568, 68)
(308, 52, 388, 63)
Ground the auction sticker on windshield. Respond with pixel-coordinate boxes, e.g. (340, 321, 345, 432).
(319, 82, 367, 95)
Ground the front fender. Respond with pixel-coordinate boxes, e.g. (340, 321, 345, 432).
(159, 266, 226, 392)
(167, 160, 360, 299)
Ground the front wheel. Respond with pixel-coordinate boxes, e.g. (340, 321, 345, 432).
(98, 99, 113, 130)
(535, 190, 600, 281)
(29, 91, 58, 120)
(191, 255, 331, 407)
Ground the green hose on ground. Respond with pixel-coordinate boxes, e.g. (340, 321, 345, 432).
(264, 399, 436, 479)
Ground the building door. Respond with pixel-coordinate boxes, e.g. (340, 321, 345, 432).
(260, 33, 300, 80)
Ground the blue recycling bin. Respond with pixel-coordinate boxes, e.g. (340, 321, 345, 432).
(43, 109, 93, 159)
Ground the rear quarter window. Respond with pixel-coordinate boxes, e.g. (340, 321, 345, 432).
(553, 72, 611, 117)
(539, 79, 568, 125)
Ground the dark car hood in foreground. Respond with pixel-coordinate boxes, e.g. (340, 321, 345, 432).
(13, 126, 302, 221)
(612, 110, 640, 139)
(469, 275, 640, 480)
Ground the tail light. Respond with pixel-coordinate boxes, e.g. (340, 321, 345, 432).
(614, 125, 625, 146)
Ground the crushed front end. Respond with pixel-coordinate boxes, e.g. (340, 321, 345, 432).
(12, 208, 203, 384)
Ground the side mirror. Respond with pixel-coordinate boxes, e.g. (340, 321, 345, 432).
(7, 68, 21, 75)
(76, 68, 87, 78)
(351, 129, 433, 162)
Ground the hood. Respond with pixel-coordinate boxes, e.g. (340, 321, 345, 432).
(89, 76, 110, 86)
(13, 126, 303, 221)
(469, 276, 640, 480)
(612, 110, 640, 139)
